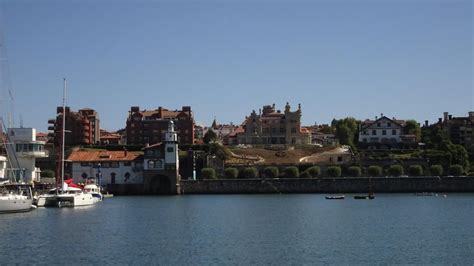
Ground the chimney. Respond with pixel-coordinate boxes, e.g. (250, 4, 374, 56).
(425, 120, 428, 127)
(448, 115, 452, 120)
(158, 107, 163, 118)
(443, 112, 448, 122)
(123, 147, 128, 157)
(438, 118, 442, 124)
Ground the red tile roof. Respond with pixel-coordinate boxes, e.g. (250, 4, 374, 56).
(68, 150, 141, 162)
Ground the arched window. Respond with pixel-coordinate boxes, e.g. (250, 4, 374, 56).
(155, 160, 163, 169)
(148, 160, 155, 169)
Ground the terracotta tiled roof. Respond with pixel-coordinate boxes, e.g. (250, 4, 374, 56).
(228, 126, 245, 137)
(68, 150, 141, 162)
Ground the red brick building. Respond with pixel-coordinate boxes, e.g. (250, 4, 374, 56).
(126, 106, 194, 145)
(48, 107, 100, 146)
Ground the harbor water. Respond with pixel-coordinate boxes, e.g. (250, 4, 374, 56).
(1, 194, 473, 264)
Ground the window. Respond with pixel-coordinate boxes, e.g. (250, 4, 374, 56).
(337, 156, 343, 162)
(382, 130, 386, 135)
(110, 162, 119, 168)
(372, 130, 376, 135)
(167, 147, 174, 153)
(124, 162, 131, 166)
(363, 138, 367, 142)
(377, 122, 381, 127)
(280, 128, 285, 133)
(148, 160, 155, 169)
(156, 160, 163, 169)
(392, 129, 396, 135)
(272, 128, 276, 133)
(80, 162, 90, 167)
(387, 122, 391, 127)
(291, 128, 297, 133)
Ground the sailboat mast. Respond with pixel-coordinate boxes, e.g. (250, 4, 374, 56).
(61, 78, 66, 186)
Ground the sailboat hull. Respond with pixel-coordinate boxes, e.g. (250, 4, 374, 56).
(0, 197, 33, 213)
(43, 193, 96, 207)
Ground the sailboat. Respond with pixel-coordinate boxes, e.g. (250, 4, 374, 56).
(0, 135, 35, 213)
(37, 79, 99, 207)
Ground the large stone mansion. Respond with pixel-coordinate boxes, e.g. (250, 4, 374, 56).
(236, 103, 311, 145)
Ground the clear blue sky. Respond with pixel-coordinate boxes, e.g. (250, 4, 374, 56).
(0, 0, 472, 132)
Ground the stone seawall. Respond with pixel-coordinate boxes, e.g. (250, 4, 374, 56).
(180, 176, 474, 194)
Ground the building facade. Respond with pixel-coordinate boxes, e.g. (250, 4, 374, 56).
(236, 103, 311, 145)
(439, 111, 474, 148)
(68, 150, 143, 185)
(358, 115, 417, 149)
(48, 107, 100, 146)
(126, 106, 194, 146)
(6, 128, 48, 182)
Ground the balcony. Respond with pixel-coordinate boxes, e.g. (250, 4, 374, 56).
(17, 150, 49, 158)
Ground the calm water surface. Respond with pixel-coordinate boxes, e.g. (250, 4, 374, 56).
(1, 194, 473, 265)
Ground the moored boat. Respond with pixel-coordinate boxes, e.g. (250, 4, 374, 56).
(325, 195, 345, 200)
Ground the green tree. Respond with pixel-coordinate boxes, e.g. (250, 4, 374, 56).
(430, 165, 443, 176)
(327, 166, 341, 177)
(224, 168, 238, 179)
(208, 143, 231, 160)
(347, 166, 361, 177)
(333, 117, 359, 148)
(306, 166, 321, 178)
(368, 166, 382, 177)
(203, 129, 218, 144)
(201, 168, 216, 179)
(449, 165, 464, 176)
(404, 120, 421, 141)
(241, 167, 258, 179)
(263, 167, 279, 179)
(408, 165, 423, 176)
(388, 165, 404, 177)
(283, 166, 299, 178)
(439, 141, 469, 169)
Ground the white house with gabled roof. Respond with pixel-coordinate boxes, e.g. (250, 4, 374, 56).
(358, 115, 417, 149)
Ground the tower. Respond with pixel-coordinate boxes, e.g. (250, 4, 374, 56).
(143, 120, 181, 194)
(165, 120, 178, 166)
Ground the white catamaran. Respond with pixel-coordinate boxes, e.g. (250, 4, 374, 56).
(37, 79, 101, 207)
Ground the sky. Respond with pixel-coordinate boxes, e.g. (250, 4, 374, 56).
(0, 0, 472, 132)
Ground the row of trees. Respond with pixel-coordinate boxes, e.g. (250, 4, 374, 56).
(200, 164, 466, 179)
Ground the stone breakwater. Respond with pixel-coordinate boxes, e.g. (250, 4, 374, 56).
(180, 176, 474, 194)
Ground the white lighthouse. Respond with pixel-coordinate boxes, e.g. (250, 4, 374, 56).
(164, 120, 179, 166)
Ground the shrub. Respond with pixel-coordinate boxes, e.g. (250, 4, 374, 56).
(408, 165, 423, 176)
(449, 164, 464, 176)
(283, 166, 299, 178)
(306, 166, 321, 178)
(241, 167, 258, 179)
(367, 166, 382, 177)
(300, 171, 312, 178)
(201, 168, 216, 179)
(388, 165, 404, 177)
(263, 167, 279, 179)
(224, 168, 238, 179)
(347, 166, 361, 177)
(327, 166, 341, 177)
(41, 169, 55, 178)
(430, 165, 443, 176)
